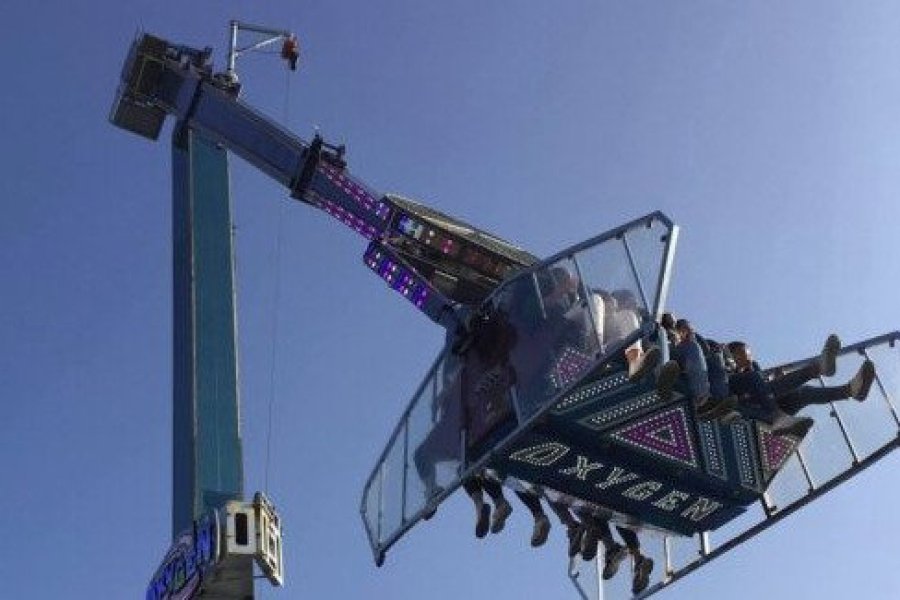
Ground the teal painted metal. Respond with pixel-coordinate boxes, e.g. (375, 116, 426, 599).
(171, 126, 245, 537)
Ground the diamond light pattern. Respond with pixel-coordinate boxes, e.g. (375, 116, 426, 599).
(757, 423, 801, 480)
(610, 406, 700, 470)
(549, 346, 595, 391)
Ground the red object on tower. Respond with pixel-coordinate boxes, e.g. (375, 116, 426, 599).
(281, 36, 300, 71)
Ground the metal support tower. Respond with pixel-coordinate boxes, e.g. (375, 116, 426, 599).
(172, 126, 252, 598)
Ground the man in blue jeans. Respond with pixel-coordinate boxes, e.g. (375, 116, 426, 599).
(727, 338, 875, 436)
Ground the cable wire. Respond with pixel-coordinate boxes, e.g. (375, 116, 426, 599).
(263, 67, 293, 493)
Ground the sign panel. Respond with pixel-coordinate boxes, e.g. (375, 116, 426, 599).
(146, 512, 220, 600)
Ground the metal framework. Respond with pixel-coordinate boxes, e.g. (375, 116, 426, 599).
(225, 20, 294, 81)
(569, 331, 900, 599)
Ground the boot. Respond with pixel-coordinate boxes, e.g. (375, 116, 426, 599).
(849, 360, 875, 401)
(632, 554, 654, 594)
(530, 514, 551, 547)
(602, 543, 629, 580)
(818, 334, 841, 377)
(475, 503, 491, 539)
(490, 499, 513, 534)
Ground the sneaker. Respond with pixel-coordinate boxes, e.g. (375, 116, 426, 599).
(530, 514, 551, 547)
(475, 503, 491, 539)
(655, 360, 680, 401)
(850, 360, 876, 401)
(581, 527, 599, 561)
(772, 415, 814, 438)
(567, 525, 584, 558)
(602, 543, 629, 580)
(632, 555, 654, 594)
(490, 499, 513, 534)
(819, 334, 841, 377)
(628, 346, 661, 382)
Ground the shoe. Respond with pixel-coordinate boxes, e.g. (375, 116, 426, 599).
(567, 525, 584, 558)
(655, 360, 680, 400)
(581, 527, 599, 561)
(697, 395, 738, 420)
(530, 514, 551, 547)
(490, 499, 513, 534)
(602, 543, 629, 580)
(632, 555, 654, 594)
(772, 415, 814, 438)
(475, 503, 491, 539)
(819, 334, 841, 377)
(850, 360, 875, 401)
(628, 346, 661, 382)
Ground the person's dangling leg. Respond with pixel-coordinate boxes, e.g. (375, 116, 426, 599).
(586, 515, 628, 579)
(515, 490, 550, 547)
(548, 500, 582, 557)
(481, 477, 513, 534)
(779, 360, 876, 415)
(463, 477, 491, 539)
(618, 525, 653, 595)
(769, 363, 821, 396)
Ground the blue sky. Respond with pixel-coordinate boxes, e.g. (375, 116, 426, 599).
(3, 2, 900, 598)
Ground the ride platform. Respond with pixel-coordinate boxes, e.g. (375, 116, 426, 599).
(360, 212, 829, 568)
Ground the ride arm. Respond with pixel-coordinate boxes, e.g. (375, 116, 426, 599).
(110, 33, 465, 324)
(110, 33, 537, 329)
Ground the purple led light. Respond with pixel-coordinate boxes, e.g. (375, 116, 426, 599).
(363, 245, 431, 312)
(551, 347, 593, 389)
(613, 407, 699, 468)
(758, 426, 798, 474)
(320, 165, 386, 221)
(320, 198, 377, 239)
(375, 202, 392, 220)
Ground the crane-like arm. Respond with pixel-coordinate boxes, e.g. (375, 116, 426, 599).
(110, 33, 538, 330)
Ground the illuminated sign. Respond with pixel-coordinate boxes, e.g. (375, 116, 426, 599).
(146, 512, 219, 600)
(508, 441, 725, 525)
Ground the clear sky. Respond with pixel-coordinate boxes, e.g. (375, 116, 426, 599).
(3, 1, 900, 599)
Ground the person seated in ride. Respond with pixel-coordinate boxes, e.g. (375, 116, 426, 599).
(605, 289, 659, 380)
(542, 267, 595, 352)
(537, 272, 677, 395)
(597, 290, 679, 401)
(668, 318, 740, 420)
(575, 509, 654, 595)
(659, 311, 678, 347)
(727, 338, 875, 433)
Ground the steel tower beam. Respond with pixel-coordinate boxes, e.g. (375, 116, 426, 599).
(171, 125, 252, 598)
